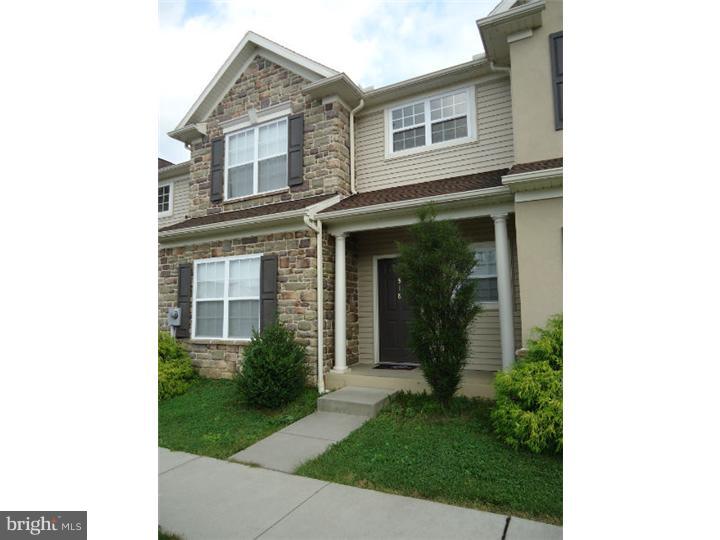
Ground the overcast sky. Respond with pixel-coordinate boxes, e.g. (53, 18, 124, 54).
(158, 0, 498, 164)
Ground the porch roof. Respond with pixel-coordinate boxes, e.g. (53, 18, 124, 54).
(159, 193, 335, 233)
(318, 168, 509, 214)
(507, 157, 562, 175)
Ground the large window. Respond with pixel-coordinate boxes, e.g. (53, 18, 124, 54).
(468, 244, 498, 304)
(158, 182, 172, 216)
(225, 117, 288, 200)
(193, 255, 261, 340)
(388, 87, 474, 155)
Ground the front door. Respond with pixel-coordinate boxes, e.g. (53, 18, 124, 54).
(377, 258, 416, 364)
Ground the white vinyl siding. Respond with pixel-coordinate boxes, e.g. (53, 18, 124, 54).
(354, 218, 521, 372)
(192, 255, 261, 340)
(225, 117, 288, 200)
(355, 76, 514, 192)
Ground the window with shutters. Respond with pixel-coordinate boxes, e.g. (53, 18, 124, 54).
(225, 117, 288, 200)
(550, 31, 563, 130)
(158, 182, 172, 216)
(387, 86, 476, 156)
(467, 243, 499, 305)
(192, 254, 261, 340)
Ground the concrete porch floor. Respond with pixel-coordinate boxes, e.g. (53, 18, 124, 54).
(326, 364, 496, 398)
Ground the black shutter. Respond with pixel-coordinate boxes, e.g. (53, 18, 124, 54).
(176, 263, 192, 338)
(287, 113, 304, 187)
(549, 31, 563, 131)
(259, 254, 278, 330)
(210, 138, 224, 202)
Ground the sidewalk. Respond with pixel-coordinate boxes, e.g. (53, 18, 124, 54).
(159, 448, 562, 540)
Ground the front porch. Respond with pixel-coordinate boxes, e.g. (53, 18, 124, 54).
(318, 188, 523, 398)
(326, 364, 497, 398)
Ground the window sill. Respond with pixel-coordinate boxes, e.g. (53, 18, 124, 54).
(224, 187, 289, 205)
(189, 338, 251, 345)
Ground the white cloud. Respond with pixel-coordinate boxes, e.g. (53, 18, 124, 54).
(158, 0, 498, 164)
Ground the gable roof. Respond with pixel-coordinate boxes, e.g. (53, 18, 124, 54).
(158, 157, 173, 169)
(174, 31, 339, 133)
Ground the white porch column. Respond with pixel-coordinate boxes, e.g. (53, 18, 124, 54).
(492, 213, 515, 371)
(332, 233, 349, 373)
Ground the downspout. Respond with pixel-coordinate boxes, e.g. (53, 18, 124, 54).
(304, 213, 326, 394)
(349, 99, 365, 194)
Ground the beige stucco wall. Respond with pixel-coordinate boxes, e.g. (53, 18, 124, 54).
(508, 0, 563, 163)
(514, 196, 562, 342)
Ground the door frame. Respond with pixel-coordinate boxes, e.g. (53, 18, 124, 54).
(373, 253, 419, 365)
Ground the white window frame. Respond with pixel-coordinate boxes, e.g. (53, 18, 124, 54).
(224, 116, 288, 202)
(468, 241, 499, 309)
(385, 84, 477, 159)
(191, 254, 262, 341)
(158, 181, 173, 217)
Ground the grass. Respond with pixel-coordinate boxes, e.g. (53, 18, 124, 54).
(158, 528, 182, 540)
(159, 378, 317, 459)
(296, 391, 562, 524)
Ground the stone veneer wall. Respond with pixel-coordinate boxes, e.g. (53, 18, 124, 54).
(158, 230, 319, 379)
(185, 55, 351, 221)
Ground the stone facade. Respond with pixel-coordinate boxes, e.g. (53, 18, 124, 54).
(159, 230, 319, 379)
(186, 55, 351, 221)
(158, 53, 355, 381)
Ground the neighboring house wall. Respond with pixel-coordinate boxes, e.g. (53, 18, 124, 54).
(514, 197, 562, 342)
(354, 75, 514, 192)
(158, 175, 191, 228)
(186, 55, 350, 220)
(508, 0, 563, 163)
(354, 218, 521, 371)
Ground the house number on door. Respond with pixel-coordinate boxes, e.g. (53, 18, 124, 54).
(397, 277, 402, 300)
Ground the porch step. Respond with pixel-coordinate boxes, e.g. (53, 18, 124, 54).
(317, 386, 395, 418)
(325, 364, 496, 399)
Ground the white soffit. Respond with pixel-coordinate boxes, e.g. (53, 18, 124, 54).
(175, 31, 339, 130)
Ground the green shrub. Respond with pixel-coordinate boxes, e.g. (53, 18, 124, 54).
(491, 315, 563, 454)
(158, 331, 196, 401)
(236, 322, 308, 409)
(159, 331, 191, 363)
(394, 205, 480, 406)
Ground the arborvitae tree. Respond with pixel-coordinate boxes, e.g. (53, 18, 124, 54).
(394, 205, 480, 406)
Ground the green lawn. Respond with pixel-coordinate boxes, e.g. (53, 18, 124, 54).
(296, 392, 562, 524)
(159, 378, 317, 459)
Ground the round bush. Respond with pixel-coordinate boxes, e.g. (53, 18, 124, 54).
(158, 331, 196, 400)
(237, 322, 308, 409)
(491, 315, 563, 454)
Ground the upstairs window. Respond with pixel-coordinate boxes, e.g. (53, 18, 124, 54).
(388, 86, 475, 155)
(158, 182, 172, 216)
(550, 31, 563, 130)
(225, 117, 288, 200)
(468, 244, 498, 304)
(193, 255, 261, 340)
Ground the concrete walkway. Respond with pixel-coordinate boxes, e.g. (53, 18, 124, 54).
(229, 411, 367, 473)
(159, 448, 562, 540)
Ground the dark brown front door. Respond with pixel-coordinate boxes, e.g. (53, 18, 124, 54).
(378, 258, 416, 364)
